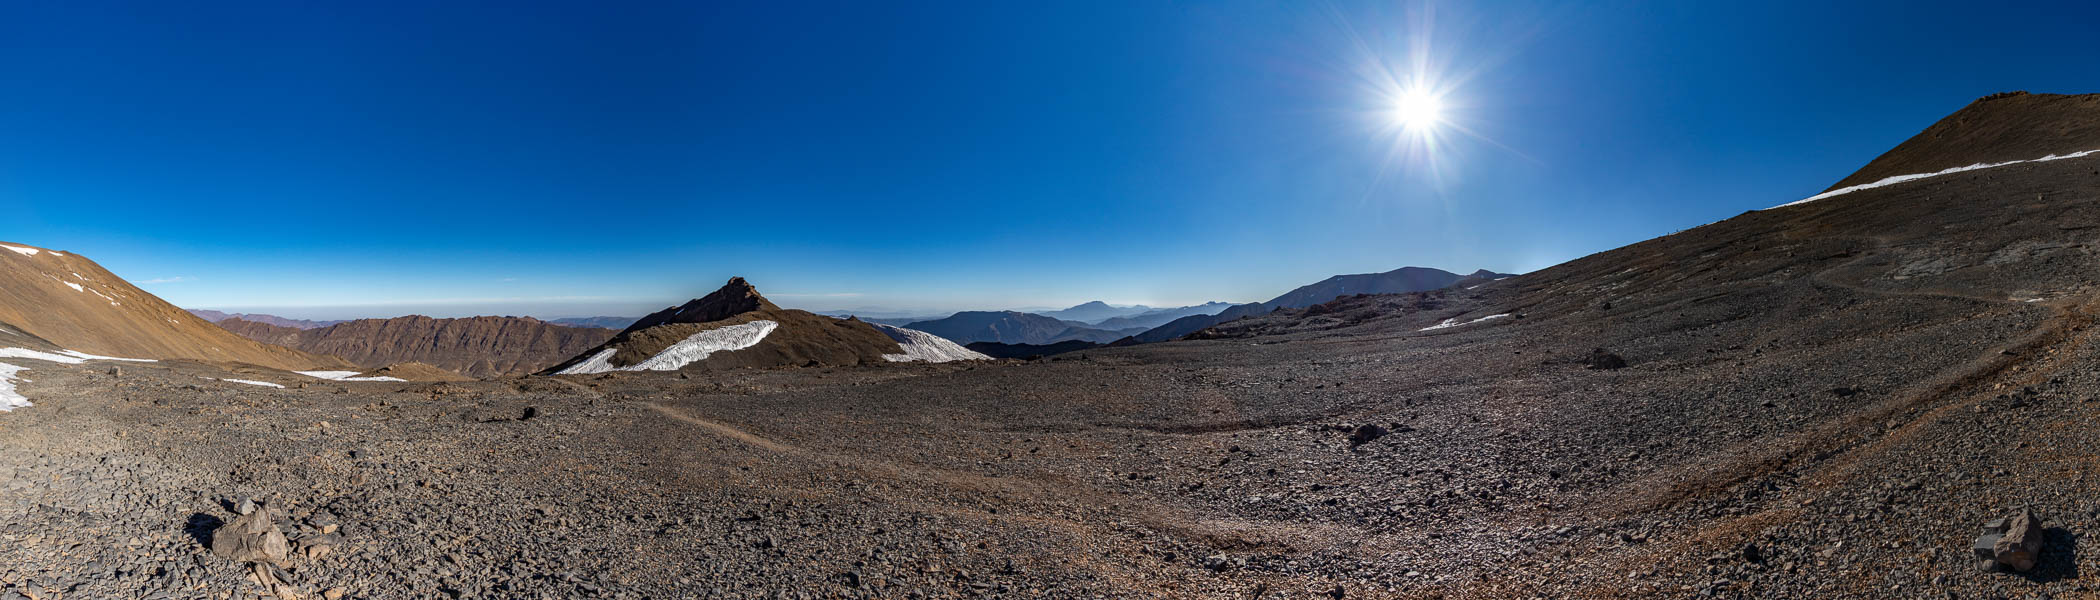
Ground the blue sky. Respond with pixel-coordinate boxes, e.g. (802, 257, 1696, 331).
(4, 1, 2097, 319)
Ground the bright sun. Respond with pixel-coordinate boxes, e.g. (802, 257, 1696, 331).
(1393, 90, 1443, 131)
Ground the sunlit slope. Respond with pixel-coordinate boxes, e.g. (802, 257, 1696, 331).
(0, 242, 348, 370)
(1829, 92, 2100, 191)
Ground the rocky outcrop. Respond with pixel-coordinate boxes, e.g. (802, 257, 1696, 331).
(626, 277, 776, 331)
(211, 503, 291, 565)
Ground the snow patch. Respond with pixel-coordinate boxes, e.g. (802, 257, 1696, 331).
(62, 281, 83, 292)
(556, 320, 778, 375)
(1772, 149, 2100, 209)
(0, 348, 155, 364)
(872, 323, 989, 362)
(214, 378, 285, 389)
(0, 363, 30, 411)
(1418, 313, 1512, 331)
(295, 370, 406, 382)
(0, 348, 89, 364)
(2, 245, 39, 256)
(58, 350, 155, 362)
(0, 348, 154, 412)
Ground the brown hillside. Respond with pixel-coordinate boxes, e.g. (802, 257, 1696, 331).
(217, 315, 615, 379)
(0, 242, 347, 370)
(1829, 92, 2100, 190)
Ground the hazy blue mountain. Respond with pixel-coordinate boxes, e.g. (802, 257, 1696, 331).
(1124, 266, 1513, 343)
(903, 311, 1134, 345)
(546, 316, 639, 329)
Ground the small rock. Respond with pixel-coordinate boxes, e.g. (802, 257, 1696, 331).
(1347, 424, 1389, 447)
(1585, 348, 1627, 370)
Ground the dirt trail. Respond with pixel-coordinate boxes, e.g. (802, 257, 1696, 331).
(1611, 236, 2074, 517)
(645, 402, 795, 453)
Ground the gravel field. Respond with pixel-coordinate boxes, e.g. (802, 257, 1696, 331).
(6, 155, 2100, 599)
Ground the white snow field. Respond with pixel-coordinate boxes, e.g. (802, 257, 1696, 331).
(216, 378, 286, 388)
(872, 323, 989, 362)
(295, 371, 407, 382)
(0, 347, 157, 411)
(556, 320, 779, 375)
(1418, 313, 1512, 331)
(1772, 149, 2100, 209)
(2, 245, 39, 256)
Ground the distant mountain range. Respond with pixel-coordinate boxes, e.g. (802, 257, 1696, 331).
(901, 311, 1143, 345)
(187, 310, 349, 330)
(1037, 301, 1148, 323)
(546, 316, 639, 329)
(1089, 302, 1233, 330)
(1122, 267, 1516, 344)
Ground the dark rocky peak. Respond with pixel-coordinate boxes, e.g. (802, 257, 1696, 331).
(626, 277, 780, 331)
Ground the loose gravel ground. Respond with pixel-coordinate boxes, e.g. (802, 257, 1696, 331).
(6, 156, 2100, 599)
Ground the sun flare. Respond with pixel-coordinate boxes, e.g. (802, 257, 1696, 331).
(1393, 90, 1443, 131)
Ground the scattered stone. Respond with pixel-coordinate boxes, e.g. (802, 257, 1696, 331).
(1585, 349, 1627, 370)
(211, 503, 291, 565)
(1346, 424, 1389, 447)
(236, 497, 258, 516)
(1829, 387, 1858, 397)
(107, 366, 121, 377)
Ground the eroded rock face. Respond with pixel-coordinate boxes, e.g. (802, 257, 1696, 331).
(211, 504, 291, 565)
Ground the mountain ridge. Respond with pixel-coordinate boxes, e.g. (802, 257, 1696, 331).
(215, 315, 616, 378)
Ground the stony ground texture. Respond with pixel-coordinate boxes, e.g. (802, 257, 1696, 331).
(7, 157, 2100, 599)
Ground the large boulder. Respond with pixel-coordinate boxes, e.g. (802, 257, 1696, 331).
(212, 503, 291, 565)
(1972, 510, 2045, 572)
